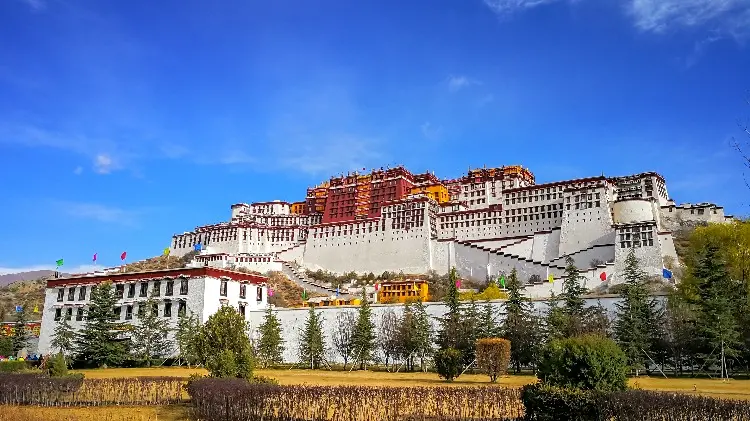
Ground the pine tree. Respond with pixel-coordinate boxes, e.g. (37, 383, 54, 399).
(501, 269, 540, 373)
(695, 243, 742, 377)
(175, 311, 201, 367)
(436, 267, 470, 370)
(351, 288, 376, 369)
(478, 300, 498, 339)
(51, 312, 76, 357)
(298, 305, 326, 369)
(614, 247, 661, 375)
(461, 297, 481, 366)
(411, 299, 433, 371)
(256, 306, 285, 367)
(562, 256, 587, 316)
(396, 302, 416, 370)
(194, 305, 254, 379)
(74, 281, 130, 367)
(131, 293, 172, 365)
(12, 305, 29, 354)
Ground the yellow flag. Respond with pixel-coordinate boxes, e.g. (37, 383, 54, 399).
(412, 282, 417, 291)
(33, 305, 39, 313)
(548, 274, 554, 283)
(163, 247, 170, 256)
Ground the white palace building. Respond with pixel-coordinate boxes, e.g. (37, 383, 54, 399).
(168, 165, 732, 298)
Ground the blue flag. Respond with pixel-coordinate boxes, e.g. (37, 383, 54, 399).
(194, 243, 202, 252)
(336, 287, 339, 297)
(15, 305, 22, 312)
(662, 268, 673, 279)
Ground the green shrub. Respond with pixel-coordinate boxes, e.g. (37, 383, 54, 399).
(207, 349, 238, 378)
(250, 375, 279, 385)
(537, 335, 628, 392)
(476, 338, 511, 382)
(48, 353, 68, 377)
(0, 360, 31, 373)
(521, 384, 600, 421)
(434, 347, 462, 382)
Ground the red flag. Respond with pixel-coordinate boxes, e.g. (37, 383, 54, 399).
(374, 283, 379, 291)
(455, 279, 461, 289)
(599, 272, 607, 281)
(120, 251, 127, 261)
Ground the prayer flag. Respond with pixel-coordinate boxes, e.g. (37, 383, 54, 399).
(599, 272, 607, 281)
(15, 305, 22, 313)
(455, 279, 461, 289)
(302, 289, 307, 299)
(374, 283, 379, 291)
(55, 259, 64, 267)
(662, 268, 673, 279)
(120, 251, 127, 261)
(268, 288, 274, 297)
(92, 253, 97, 263)
(499, 276, 506, 288)
(548, 274, 554, 283)
(194, 243, 202, 252)
(163, 247, 170, 256)
(33, 305, 39, 313)
(336, 287, 339, 297)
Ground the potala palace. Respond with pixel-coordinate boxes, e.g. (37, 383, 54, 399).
(169, 165, 732, 297)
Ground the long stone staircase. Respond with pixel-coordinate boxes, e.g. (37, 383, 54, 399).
(279, 261, 351, 297)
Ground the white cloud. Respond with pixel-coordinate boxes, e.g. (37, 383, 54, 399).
(93, 153, 115, 174)
(421, 122, 443, 140)
(73, 166, 83, 175)
(447, 75, 480, 92)
(281, 135, 383, 175)
(627, 0, 750, 35)
(483, 0, 562, 15)
(55, 201, 143, 226)
(21, 0, 46, 12)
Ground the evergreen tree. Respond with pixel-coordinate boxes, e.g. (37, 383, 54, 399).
(131, 294, 172, 366)
(298, 305, 326, 369)
(12, 304, 29, 354)
(194, 305, 254, 379)
(51, 311, 76, 357)
(695, 243, 742, 376)
(175, 311, 201, 367)
(543, 291, 567, 342)
(614, 247, 661, 375)
(256, 306, 285, 367)
(378, 309, 400, 370)
(501, 269, 541, 373)
(478, 300, 498, 339)
(411, 299, 433, 371)
(561, 256, 587, 316)
(333, 310, 357, 369)
(436, 267, 470, 370)
(74, 281, 130, 367)
(351, 288, 376, 369)
(461, 297, 481, 366)
(396, 302, 416, 370)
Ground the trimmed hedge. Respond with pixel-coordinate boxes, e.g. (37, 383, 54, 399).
(476, 338, 511, 382)
(0, 360, 33, 373)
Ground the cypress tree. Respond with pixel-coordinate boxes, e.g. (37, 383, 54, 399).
(131, 293, 172, 366)
(501, 268, 540, 373)
(51, 311, 76, 357)
(75, 281, 130, 367)
(436, 267, 470, 370)
(256, 306, 285, 367)
(12, 305, 30, 354)
(411, 299, 433, 371)
(175, 311, 201, 367)
(298, 306, 326, 369)
(351, 288, 376, 369)
(478, 300, 498, 339)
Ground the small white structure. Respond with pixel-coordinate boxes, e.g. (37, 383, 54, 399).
(37, 267, 270, 356)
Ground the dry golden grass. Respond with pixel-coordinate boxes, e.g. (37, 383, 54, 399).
(0, 405, 190, 421)
(74, 366, 750, 400)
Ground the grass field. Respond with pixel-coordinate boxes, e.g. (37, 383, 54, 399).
(74, 366, 750, 400)
(0, 405, 190, 421)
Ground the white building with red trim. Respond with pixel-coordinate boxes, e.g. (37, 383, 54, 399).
(37, 267, 269, 356)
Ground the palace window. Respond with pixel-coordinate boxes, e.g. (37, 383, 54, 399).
(128, 284, 136, 298)
(178, 301, 187, 317)
(220, 280, 228, 297)
(125, 305, 133, 320)
(57, 289, 64, 302)
(152, 302, 159, 316)
(137, 304, 145, 318)
(139, 282, 148, 297)
(54, 308, 62, 321)
(180, 279, 189, 295)
(67, 287, 75, 301)
(166, 280, 174, 296)
(240, 284, 246, 299)
(77, 307, 85, 321)
(79, 286, 87, 301)
(66, 307, 73, 320)
(239, 303, 246, 317)
(164, 302, 172, 318)
(116, 284, 124, 299)
(256, 287, 263, 301)
(113, 306, 121, 319)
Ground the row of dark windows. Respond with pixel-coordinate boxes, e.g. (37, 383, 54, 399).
(57, 279, 188, 303)
(53, 300, 187, 321)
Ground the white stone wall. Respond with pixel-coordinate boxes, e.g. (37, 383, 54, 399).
(613, 199, 655, 225)
(247, 296, 636, 364)
(558, 186, 614, 256)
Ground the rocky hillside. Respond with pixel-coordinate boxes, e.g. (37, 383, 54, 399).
(0, 278, 46, 322)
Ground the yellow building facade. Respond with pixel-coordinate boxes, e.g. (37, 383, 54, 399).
(377, 280, 429, 303)
(307, 297, 362, 307)
(409, 184, 450, 204)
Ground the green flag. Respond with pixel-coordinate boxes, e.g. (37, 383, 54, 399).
(499, 276, 506, 288)
(55, 259, 64, 267)
(302, 289, 307, 300)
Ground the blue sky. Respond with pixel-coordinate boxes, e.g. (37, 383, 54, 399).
(1, 0, 749, 274)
